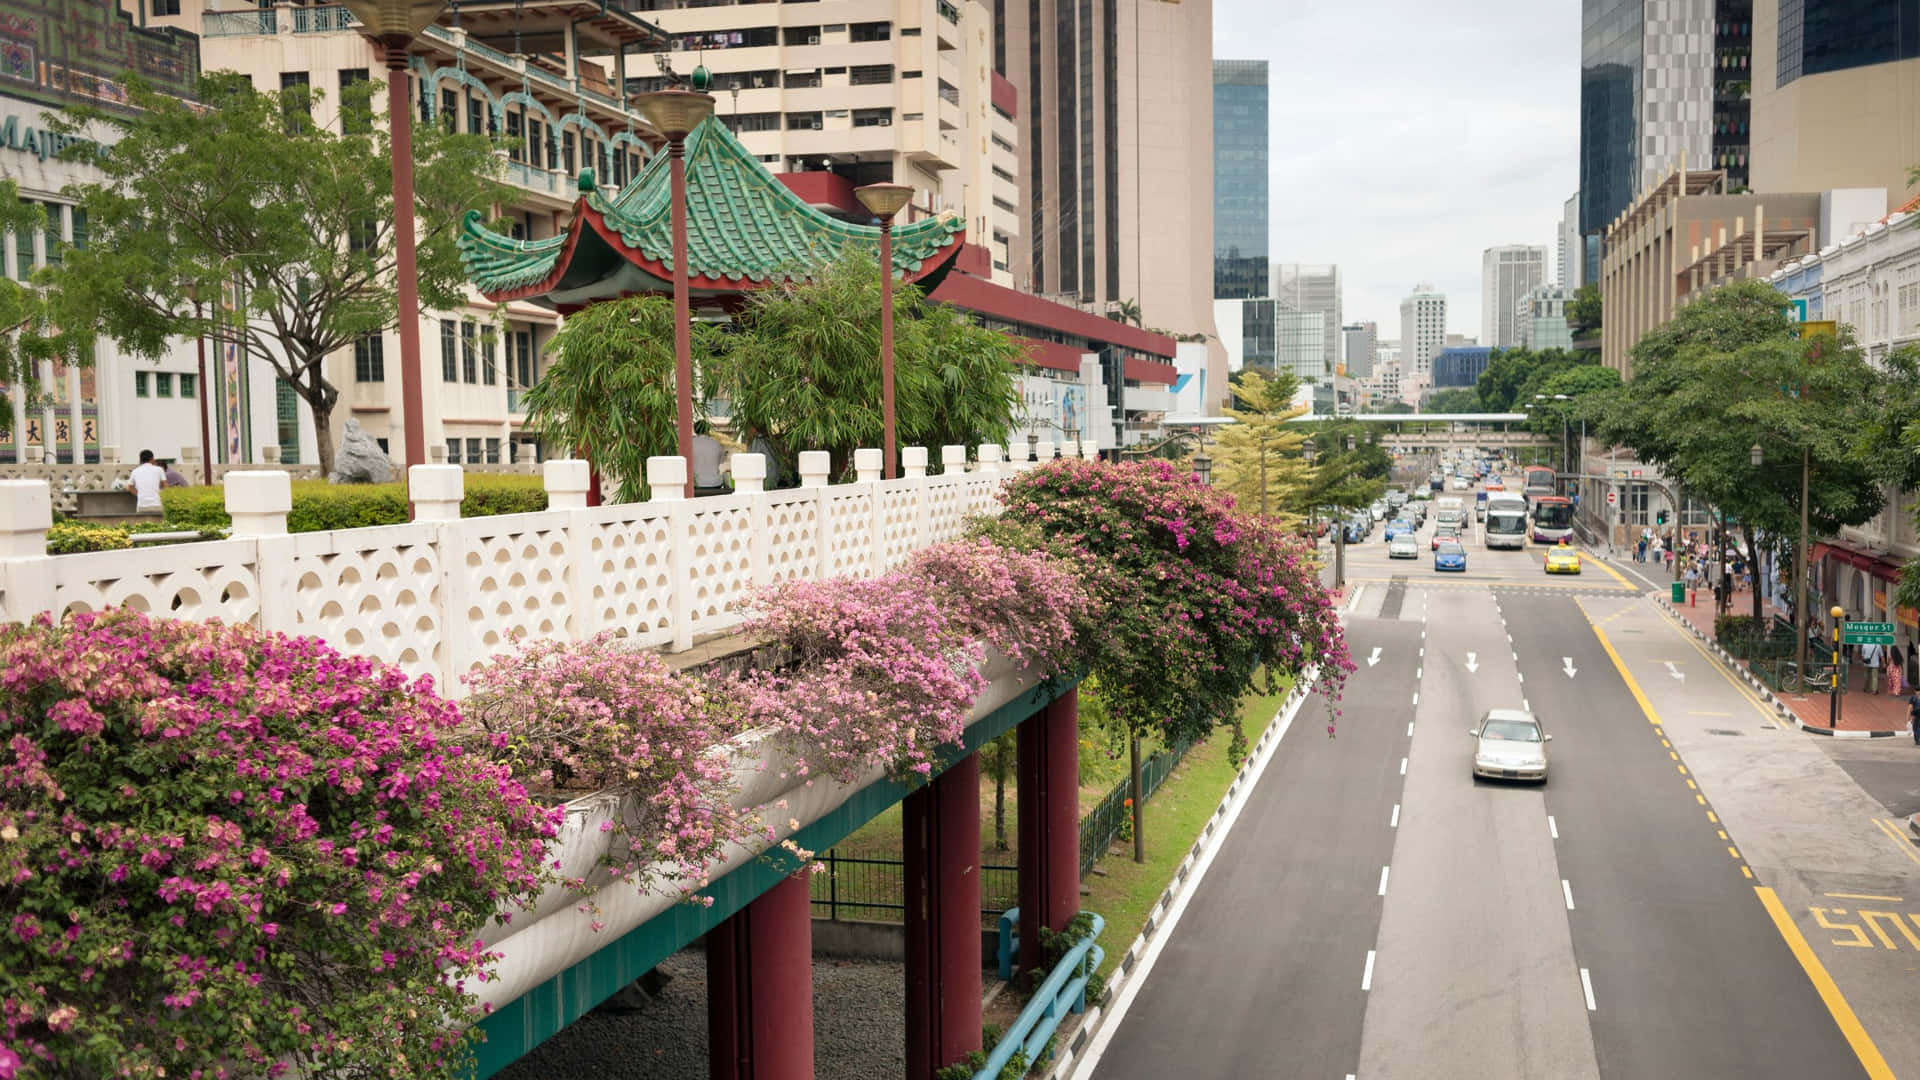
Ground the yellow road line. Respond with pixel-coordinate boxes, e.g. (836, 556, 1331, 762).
(1825, 892, 1907, 903)
(1593, 627, 1665, 728)
(1655, 609, 1794, 731)
(1870, 819, 1920, 870)
(1742, 866, 1754, 879)
(1728, 845, 1741, 859)
(1581, 550, 1638, 590)
(1755, 886, 1895, 1080)
(1707, 811, 1719, 823)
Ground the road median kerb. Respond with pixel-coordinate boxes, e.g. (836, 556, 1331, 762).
(1042, 671, 1316, 1080)
(1650, 597, 1900, 740)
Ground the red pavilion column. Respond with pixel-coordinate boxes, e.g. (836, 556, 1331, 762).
(708, 875, 814, 1080)
(1015, 687, 1081, 978)
(905, 751, 984, 1079)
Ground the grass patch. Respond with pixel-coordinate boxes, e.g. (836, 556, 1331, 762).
(1082, 682, 1292, 983)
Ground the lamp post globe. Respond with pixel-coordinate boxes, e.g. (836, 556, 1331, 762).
(855, 182, 914, 479)
(1751, 443, 1764, 467)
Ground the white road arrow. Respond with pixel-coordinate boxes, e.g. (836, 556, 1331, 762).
(1367, 647, 1383, 668)
(1464, 652, 1480, 674)
(1664, 661, 1685, 682)
(1563, 657, 1578, 678)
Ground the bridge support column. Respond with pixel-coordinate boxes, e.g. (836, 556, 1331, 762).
(904, 750, 983, 1079)
(708, 874, 814, 1080)
(1016, 687, 1081, 979)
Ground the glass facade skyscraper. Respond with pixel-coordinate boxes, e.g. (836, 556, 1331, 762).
(1212, 60, 1268, 300)
(1579, 0, 1643, 236)
(1778, 0, 1920, 86)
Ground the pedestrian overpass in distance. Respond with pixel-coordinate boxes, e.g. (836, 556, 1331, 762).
(1289, 413, 1556, 453)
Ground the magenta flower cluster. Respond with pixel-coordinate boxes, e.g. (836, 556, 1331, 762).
(460, 635, 749, 899)
(980, 457, 1353, 745)
(740, 540, 1092, 783)
(0, 611, 559, 1080)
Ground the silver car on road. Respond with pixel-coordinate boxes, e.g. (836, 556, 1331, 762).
(1469, 709, 1551, 782)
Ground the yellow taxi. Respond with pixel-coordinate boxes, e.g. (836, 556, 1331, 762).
(1544, 544, 1582, 575)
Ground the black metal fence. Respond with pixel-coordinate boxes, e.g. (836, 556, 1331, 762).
(1077, 741, 1192, 875)
(808, 851, 1020, 927)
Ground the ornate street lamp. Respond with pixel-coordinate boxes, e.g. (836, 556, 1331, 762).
(342, 0, 447, 503)
(1192, 452, 1212, 485)
(636, 73, 717, 497)
(854, 182, 914, 479)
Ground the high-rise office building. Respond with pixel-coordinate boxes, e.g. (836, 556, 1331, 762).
(1518, 286, 1576, 351)
(1579, 1, 1751, 279)
(1750, 0, 1920, 213)
(1213, 60, 1268, 300)
(1482, 245, 1548, 348)
(1399, 284, 1447, 377)
(1342, 322, 1378, 378)
(1274, 264, 1342, 369)
(1560, 193, 1583, 287)
(996, 0, 1224, 410)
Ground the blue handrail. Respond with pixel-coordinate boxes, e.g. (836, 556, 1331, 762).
(996, 907, 1020, 982)
(977, 912, 1104, 1080)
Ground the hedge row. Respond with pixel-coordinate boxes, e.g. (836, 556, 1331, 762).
(158, 474, 548, 533)
(45, 520, 225, 555)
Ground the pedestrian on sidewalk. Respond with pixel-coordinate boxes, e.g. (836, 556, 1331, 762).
(1907, 691, 1920, 744)
(1636, 535, 1648, 562)
(1861, 640, 1885, 694)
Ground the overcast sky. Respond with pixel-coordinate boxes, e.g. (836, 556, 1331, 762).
(1214, 0, 1581, 342)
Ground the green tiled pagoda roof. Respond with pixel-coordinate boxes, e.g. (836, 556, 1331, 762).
(459, 117, 966, 307)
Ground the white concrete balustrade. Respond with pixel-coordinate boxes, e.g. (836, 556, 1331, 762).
(0, 445, 1065, 693)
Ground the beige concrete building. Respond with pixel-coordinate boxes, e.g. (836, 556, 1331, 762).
(1750, 3, 1920, 217)
(995, 0, 1224, 412)
(633, 0, 1021, 284)
(1598, 167, 1821, 376)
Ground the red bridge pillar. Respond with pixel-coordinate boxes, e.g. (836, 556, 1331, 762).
(708, 874, 814, 1080)
(904, 750, 984, 1080)
(1016, 687, 1081, 978)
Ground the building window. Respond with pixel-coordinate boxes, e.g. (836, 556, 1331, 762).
(485, 437, 501, 464)
(154, 372, 173, 398)
(446, 439, 462, 464)
(355, 334, 385, 382)
(527, 118, 545, 169)
(440, 320, 458, 381)
(151, 0, 180, 13)
(849, 64, 894, 86)
(563, 130, 576, 175)
(180, 373, 196, 399)
(850, 21, 890, 41)
(460, 321, 477, 383)
(724, 112, 782, 133)
(786, 69, 823, 89)
(505, 111, 523, 163)
(468, 93, 485, 136)
(482, 334, 498, 385)
(339, 69, 371, 134)
(134, 371, 149, 398)
(279, 71, 311, 131)
(511, 329, 536, 389)
(466, 437, 482, 464)
(440, 87, 458, 133)
(786, 111, 823, 130)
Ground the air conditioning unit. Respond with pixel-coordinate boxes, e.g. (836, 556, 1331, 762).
(877, 117, 891, 126)
(806, 34, 820, 45)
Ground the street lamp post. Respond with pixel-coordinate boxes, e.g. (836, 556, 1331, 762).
(341, 0, 447, 503)
(854, 182, 914, 479)
(636, 79, 717, 497)
(1830, 604, 1845, 728)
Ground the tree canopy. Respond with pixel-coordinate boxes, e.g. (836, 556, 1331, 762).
(1423, 387, 1482, 413)
(46, 73, 510, 473)
(1211, 369, 1310, 517)
(0, 182, 95, 422)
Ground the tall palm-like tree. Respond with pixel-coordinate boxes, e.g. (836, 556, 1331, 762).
(1112, 298, 1142, 327)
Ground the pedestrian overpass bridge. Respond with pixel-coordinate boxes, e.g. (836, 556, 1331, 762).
(1290, 413, 1556, 453)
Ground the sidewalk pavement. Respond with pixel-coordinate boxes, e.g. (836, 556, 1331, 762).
(1662, 582, 1912, 736)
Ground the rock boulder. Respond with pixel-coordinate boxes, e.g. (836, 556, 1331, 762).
(330, 417, 393, 484)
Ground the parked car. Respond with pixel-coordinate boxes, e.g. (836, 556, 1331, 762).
(1469, 709, 1550, 782)
(1388, 535, 1419, 559)
(1433, 540, 1468, 572)
(1344, 516, 1370, 543)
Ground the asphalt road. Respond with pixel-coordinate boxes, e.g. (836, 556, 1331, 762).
(1082, 485, 1884, 1080)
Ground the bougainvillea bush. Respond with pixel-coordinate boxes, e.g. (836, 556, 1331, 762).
(978, 458, 1351, 746)
(740, 540, 1091, 784)
(0, 611, 559, 1080)
(461, 635, 751, 900)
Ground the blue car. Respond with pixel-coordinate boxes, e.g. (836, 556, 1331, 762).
(1344, 518, 1369, 543)
(1433, 540, 1468, 572)
(1384, 518, 1414, 542)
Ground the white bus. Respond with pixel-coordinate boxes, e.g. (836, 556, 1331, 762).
(1485, 494, 1529, 550)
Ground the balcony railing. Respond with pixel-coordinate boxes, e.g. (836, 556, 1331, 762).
(506, 160, 559, 193)
(938, 0, 962, 24)
(201, 8, 277, 36)
(292, 5, 357, 33)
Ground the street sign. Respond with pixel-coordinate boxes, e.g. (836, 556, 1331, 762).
(1786, 298, 1809, 323)
(1606, 490, 1617, 506)
(1842, 621, 1894, 645)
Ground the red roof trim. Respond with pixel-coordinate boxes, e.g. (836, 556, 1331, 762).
(929, 270, 1176, 358)
(1813, 541, 1904, 584)
(1124, 357, 1179, 385)
(990, 73, 1018, 118)
(1017, 336, 1091, 374)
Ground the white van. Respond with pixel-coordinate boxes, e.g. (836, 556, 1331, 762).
(1434, 496, 1466, 528)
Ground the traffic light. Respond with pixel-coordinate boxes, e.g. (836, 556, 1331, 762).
(1656, 510, 1669, 525)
